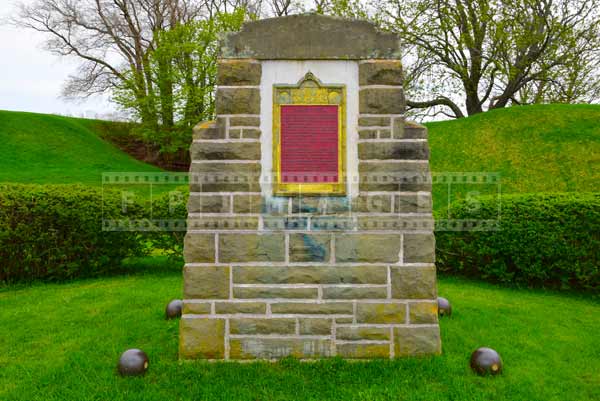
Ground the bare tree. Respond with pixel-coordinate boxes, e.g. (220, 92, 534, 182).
(14, 0, 209, 129)
(11, 0, 258, 166)
(375, 0, 600, 118)
(312, 0, 368, 18)
(312, 0, 331, 13)
(270, 0, 291, 15)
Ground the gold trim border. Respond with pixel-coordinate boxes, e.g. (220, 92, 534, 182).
(272, 73, 347, 196)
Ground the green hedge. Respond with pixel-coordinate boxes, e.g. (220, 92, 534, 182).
(0, 184, 145, 283)
(146, 186, 188, 259)
(4, 184, 597, 292)
(435, 193, 600, 291)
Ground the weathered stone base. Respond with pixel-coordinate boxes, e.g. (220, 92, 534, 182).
(180, 314, 440, 360)
(180, 263, 441, 360)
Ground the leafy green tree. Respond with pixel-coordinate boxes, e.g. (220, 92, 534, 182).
(16, 0, 251, 160)
(113, 9, 247, 158)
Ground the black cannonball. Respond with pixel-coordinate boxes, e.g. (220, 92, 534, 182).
(437, 297, 452, 317)
(165, 299, 183, 319)
(470, 347, 503, 376)
(118, 349, 149, 376)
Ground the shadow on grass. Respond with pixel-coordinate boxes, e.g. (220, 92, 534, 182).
(0, 256, 181, 292)
(438, 273, 600, 303)
(117, 256, 182, 277)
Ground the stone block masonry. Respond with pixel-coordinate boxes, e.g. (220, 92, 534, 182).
(181, 14, 441, 360)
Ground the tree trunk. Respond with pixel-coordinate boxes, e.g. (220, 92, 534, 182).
(464, 81, 483, 116)
(157, 57, 175, 128)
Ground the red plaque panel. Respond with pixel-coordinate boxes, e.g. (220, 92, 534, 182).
(280, 105, 339, 183)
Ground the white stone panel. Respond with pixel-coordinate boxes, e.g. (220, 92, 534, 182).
(259, 60, 360, 199)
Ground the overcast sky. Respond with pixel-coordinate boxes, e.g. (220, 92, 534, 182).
(0, 0, 115, 118)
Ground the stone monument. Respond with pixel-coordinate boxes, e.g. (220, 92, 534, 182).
(180, 14, 441, 360)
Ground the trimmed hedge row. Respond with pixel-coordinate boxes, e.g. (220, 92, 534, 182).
(2, 183, 598, 291)
(0, 184, 145, 282)
(436, 193, 600, 291)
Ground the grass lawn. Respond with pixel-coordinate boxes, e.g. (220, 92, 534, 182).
(1, 105, 598, 400)
(1, 258, 598, 401)
(426, 104, 600, 210)
(0, 110, 160, 185)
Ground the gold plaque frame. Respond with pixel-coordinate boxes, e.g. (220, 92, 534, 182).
(273, 72, 347, 196)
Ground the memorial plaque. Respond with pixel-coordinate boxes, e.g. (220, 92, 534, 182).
(273, 73, 346, 195)
(280, 105, 339, 182)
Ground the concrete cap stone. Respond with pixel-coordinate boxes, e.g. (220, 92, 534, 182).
(219, 14, 401, 60)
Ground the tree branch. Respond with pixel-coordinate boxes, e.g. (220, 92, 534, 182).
(407, 96, 465, 118)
